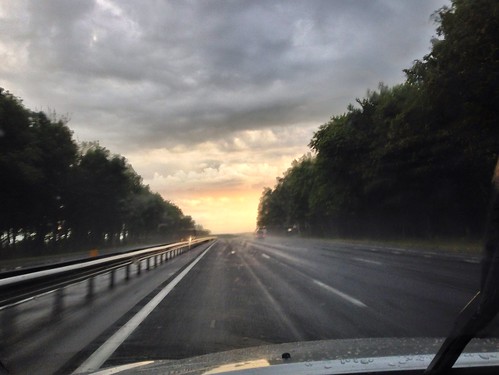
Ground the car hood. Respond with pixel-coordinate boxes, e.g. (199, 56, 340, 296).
(89, 337, 499, 375)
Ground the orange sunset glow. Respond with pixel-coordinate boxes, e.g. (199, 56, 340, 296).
(127, 131, 315, 233)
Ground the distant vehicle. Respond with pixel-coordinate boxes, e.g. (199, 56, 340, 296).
(255, 228, 265, 239)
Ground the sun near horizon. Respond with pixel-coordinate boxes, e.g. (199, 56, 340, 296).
(173, 189, 261, 235)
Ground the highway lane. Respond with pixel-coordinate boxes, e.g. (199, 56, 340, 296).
(99, 236, 495, 370)
(1, 236, 494, 374)
(0, 241, 213, 375)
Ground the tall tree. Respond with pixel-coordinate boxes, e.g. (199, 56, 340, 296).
(259, 0, 498, 239)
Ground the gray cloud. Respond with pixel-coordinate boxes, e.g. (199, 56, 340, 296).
(1, 0, 447, 154)
(1, 0, 452, 231)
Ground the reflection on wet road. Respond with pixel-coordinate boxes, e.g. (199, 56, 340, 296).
(0, 236, 492, 374)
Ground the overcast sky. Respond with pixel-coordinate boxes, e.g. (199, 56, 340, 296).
(0, 0, 448, 233)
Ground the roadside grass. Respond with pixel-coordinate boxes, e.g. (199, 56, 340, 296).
(318, 236, 483, 256)
(0, 240, 167, 272)
(0, 249, 93, 272)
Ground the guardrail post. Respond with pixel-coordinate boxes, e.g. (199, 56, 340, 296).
(146, 257, 150, 271)
(110, 269, 115, 288)
(154, 255, 158, 267)
(125, 264, 130, 280)
(87, 277, 95, 298)
(137, 261, 142, 275)
(52, 288, 64, 317)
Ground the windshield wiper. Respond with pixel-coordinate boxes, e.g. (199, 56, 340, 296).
(425, 159, 499, 374)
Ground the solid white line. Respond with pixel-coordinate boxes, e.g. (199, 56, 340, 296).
(261, 253, 270, 259)
(0, 287, 59, 311)
(73, 241, 216, 374)
(313, 280, 367, 308)
(352, 257, 382, 266)
(89, 361, 154, 375)
(465, 259, 480, 264)
(239, 253, 305, 341)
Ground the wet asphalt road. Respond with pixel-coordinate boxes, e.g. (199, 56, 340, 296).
(0, 241, 211, 375)
(1, 236, 494, 374)
(105, 236, 490, 366)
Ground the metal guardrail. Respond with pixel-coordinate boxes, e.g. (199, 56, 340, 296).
(0, 237, 216, 309)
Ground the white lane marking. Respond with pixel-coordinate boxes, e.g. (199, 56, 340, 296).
(313, 280, 367, 308)
(239, 254, 305, 341)
(210, 319, 216, 329)
(0, 287, 59, 311)
(352, 257, 382, 266)
(250, 242, 303, 265)
(465, 259, 480, 264)
(261, 253, 270, 259)
(251, 242, 367, 309)
(90, 361, 154, 375)
(73, 241, 217, 374)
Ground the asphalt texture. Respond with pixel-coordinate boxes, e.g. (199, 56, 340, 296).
(0, 242, 211, 375)
(106, 236, 494, 366)
(1, 236, 496, 374)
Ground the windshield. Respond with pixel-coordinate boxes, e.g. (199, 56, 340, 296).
(1, 0, 498, 374)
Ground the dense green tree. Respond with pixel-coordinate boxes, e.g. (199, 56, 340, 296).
(0, 90, 78, 248)
(259, 0, 498, 239)
(258, 155, 317, 235)
(29, 111, 78, 246)
(124, 186, 195, 241)
(1, 89, 205, 255)
(65, 144, 132, 245)
(404, 0, 499, 233)
(0, 89, 37, 243)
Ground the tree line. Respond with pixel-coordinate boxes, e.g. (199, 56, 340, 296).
(258, 0, 498, 239)
(0, 89, 209, 255)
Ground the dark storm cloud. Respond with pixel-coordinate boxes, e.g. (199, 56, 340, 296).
(0, 0, 447, 152)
